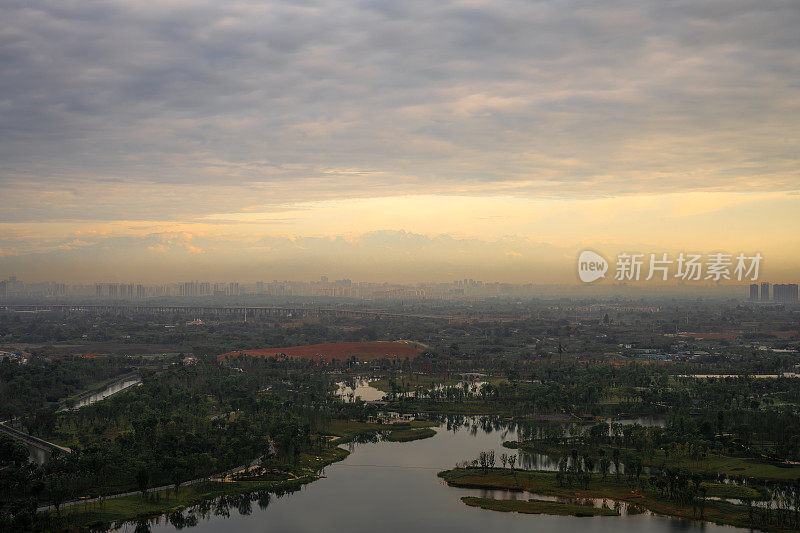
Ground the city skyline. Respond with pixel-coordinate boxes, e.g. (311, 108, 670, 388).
(1, 275, 797, 302)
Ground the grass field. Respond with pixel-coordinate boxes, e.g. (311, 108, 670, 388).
(461, 496, 620, 516)
(701, 482, 765, 500)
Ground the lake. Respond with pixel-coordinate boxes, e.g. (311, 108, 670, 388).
(141, 415, 744, 533)
(335, 378, 386, 402)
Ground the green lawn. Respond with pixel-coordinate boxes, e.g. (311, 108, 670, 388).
(701, 482, 765, 500)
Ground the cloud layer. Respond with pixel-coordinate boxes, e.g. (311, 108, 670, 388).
(1, 0, 798, 280)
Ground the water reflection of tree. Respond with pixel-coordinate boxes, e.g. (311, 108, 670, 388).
(149, 488, 284, 530)
(257, 491, 272, 510)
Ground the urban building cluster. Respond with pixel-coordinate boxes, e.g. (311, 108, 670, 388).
(2, 275, 798, 302)
(0, 276, 537, 301)
(749, 282, 799, 302)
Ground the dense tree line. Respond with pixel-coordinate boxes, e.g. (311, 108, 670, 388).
(0, 357, 135, 420)
(0, 357, 360, 529)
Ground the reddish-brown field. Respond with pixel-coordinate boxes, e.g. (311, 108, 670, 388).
(219, 341, 423, 362)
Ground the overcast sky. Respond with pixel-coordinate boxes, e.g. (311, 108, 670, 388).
(1, 0, 798, 283)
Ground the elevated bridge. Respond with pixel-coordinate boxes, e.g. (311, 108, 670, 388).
(0, 422, 71, 464)
(0, 303, 461, 322)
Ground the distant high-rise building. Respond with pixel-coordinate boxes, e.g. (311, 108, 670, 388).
(122, 284, 134, 299)
(749, 284, 759, 301)
(761, 282, 770, 301)
(0, 280, 7, 299)
(51, 283, 66, 297)
(228, 282, 239, 296)
(773, 283, 799, 303)
(95, 282, 127, 298)
(179, 281, 202, 297)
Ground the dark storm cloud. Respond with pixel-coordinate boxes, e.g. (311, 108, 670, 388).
(0, 0, 799, 222)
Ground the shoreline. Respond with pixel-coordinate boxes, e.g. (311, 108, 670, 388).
(438, 468, 773, 531)
(43, 446, 349, 529)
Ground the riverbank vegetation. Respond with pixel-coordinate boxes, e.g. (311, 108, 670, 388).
(384, 427, 437, 442)
(0, 355, 372, 529)
(44, 446, 348, 529)
(460, 495, 620, 516)
(0, 356, 136, 422)
(325, 419, 437, 443)
(503, 412, 800, 482)
(440, 467, 798, 531)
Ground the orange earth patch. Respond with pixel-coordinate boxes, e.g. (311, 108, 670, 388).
(219, 341, 423, 362)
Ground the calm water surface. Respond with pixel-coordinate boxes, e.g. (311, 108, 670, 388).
(70, 377, 141, 410)
(137, 415, 744, 533)
(335, 379, 385, 402)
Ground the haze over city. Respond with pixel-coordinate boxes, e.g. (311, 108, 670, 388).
(1, 0, 799, 283)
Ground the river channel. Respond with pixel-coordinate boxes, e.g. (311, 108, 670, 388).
(135, 382, 743, 533)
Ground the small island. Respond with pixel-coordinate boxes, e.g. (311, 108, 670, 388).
(461, 496, 620, 517)
(438, 467, 773, 530)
